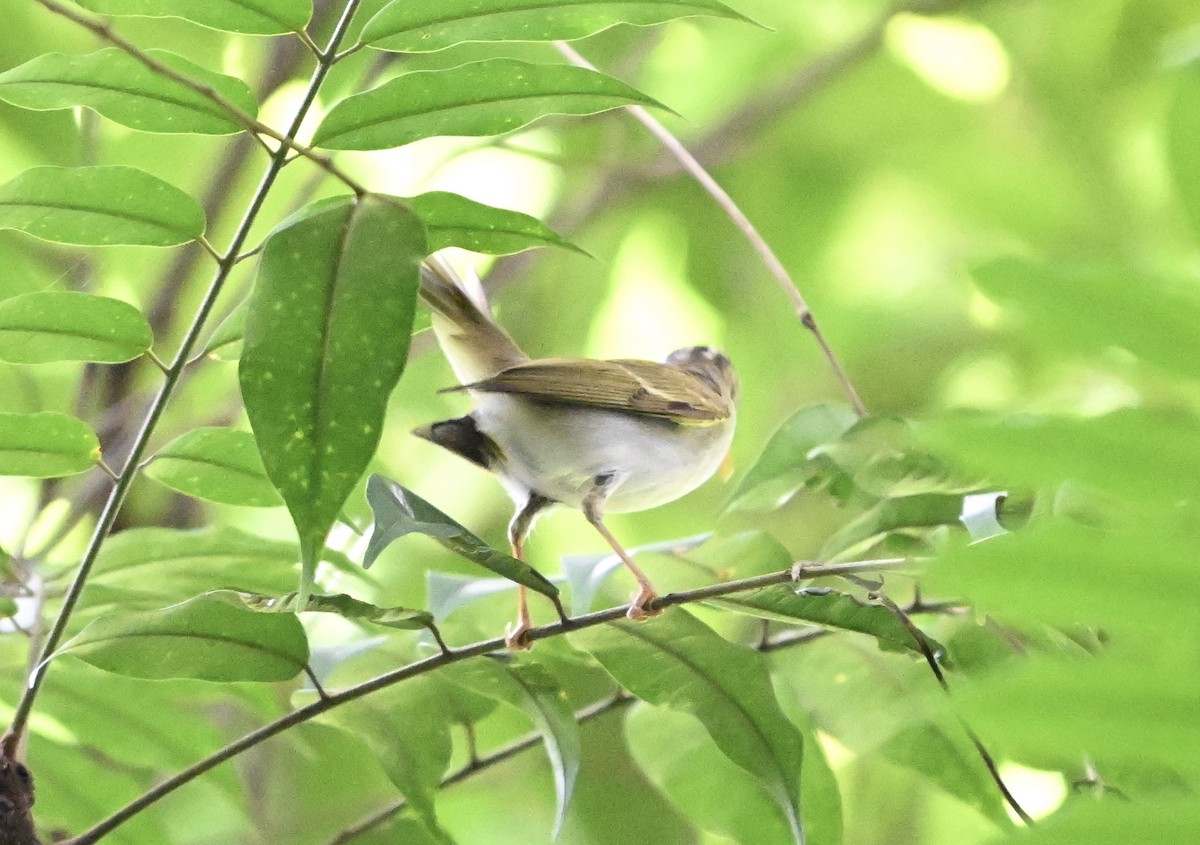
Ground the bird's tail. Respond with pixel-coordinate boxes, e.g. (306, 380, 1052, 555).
(420, 254, 527, 383)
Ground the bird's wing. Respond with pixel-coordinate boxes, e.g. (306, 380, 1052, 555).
(452, 357, 732, 423)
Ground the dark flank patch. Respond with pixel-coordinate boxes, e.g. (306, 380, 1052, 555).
(414, 415, 498, 469)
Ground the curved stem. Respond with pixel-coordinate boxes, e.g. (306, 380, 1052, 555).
(2, 0, 368, 759)
(555, 41, 868, 418)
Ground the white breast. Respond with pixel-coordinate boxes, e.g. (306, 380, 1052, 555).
(472, 394, 734, 514)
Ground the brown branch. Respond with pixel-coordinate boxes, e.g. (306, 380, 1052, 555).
(59, 556, 909, 844)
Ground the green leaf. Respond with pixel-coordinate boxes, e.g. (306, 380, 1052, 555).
(313, 59, 665, 151)
(144, 428, 283, 507)
(0, 165, 205, 246)
(971, 258, 1200, 382)
(0, 291, 152, 364)
(55, 593, 309, 682)
(202, 299, 247, 360)
(624, 705, 800, 845)
(880, 723, 1013, 829)
(0, 411, 100, 477)
(918, 408, 1200, 504)
(75, 0, 312, 35)
(318, 677, 454, 839)
(708, 585, 940, 658)
(92, 526, 304, 598)
(360, 0, 753, 52)
(573, 609, 806, 844)
(728, 403, 859, 511)
(959, 650, 1198, 777)
(444, 656, 581, 837)
(366, 474, 559, 601)
(1005, 796, 1200, 845)
(817, 492, 965, 561)
(409, 191, 587, 256)
(86, 526, 374, 611)
(239, 196, 426, 604)
(0, 49, 258, 135)
(1168, 68, 1200, 243)
(235, 590, 435, 631)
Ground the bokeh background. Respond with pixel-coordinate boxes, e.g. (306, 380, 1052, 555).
(2, 0, 1198, 842)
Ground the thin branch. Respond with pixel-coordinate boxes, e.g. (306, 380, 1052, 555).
(2, 0, 369, 760)
(555, 41, 867, 418)
(32, 0, 368, 197)
(328, 693, 635, 845)
(873, 590, 1035, 826)
(60, 556, 909, 844)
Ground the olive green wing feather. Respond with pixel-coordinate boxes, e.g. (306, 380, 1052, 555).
(453, 358, 732, 423)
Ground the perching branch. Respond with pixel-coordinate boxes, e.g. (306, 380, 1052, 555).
(60, 556, 910, 844)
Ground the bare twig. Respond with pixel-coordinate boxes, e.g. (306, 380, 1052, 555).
(555, 41, 867, 417)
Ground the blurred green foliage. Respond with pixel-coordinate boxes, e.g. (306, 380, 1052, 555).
(1, 0, 1199, 843)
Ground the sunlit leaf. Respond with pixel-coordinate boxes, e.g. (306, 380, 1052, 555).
(919, 408, 1200, 504)
(409, 191, 587, 255)
(0, 291, 151, 364)
(574, 609, 806, 844)
(1168, 67, 1200, 243)
(361, 0, 753, 52)
(0, 49, 257, 135)
(444, 656, 581, 837)
(728, 403, 858, 511)
(0, 411, 100, 477)
(366, 474, 559, 601)
(56, 593, 309, 682)
(971, 258, 1200, 382)
(239, 196, 425, 603)
(0, 165, 204, 246)
(144, 428, 282, 507)
(75, 0, 311, 35)
(313, 59, 664, 150)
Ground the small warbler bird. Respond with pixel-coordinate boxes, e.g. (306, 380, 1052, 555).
(415, 255, 737, 648)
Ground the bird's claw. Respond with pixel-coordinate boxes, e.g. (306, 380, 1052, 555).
(504, 620, 533, 651)
(626, 587, 663, 621)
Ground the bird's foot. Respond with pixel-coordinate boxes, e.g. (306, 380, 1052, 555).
(626, 586, 663, 621)
(504, 619, 534, 651)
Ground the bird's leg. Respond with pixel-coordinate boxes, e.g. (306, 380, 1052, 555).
(504, 492, 552, 650)
(583, 477, 662, 621)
